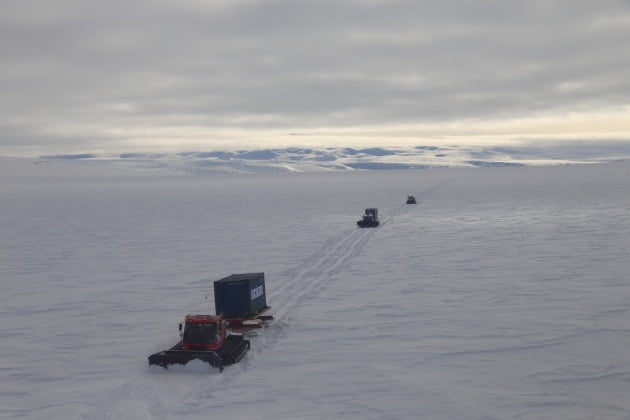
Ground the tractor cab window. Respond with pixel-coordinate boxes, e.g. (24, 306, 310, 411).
(183, 323, 218, 344)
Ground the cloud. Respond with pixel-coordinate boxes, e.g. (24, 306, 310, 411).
(1, 0, 630, 154)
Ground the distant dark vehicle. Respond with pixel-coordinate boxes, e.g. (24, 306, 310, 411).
(357, 208, 380, 228)
(406, 195, 416, 204)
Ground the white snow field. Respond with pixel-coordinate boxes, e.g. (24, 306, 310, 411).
(2, 157, 630, 419)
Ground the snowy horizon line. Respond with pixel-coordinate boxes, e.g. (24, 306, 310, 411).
(22, 140, 630, 174)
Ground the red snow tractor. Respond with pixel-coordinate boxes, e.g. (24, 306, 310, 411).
(148, 314, 251, 372)
(148, 273, 273, 371)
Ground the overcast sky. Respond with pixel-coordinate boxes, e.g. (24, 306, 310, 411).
(2, 0, 630, 155)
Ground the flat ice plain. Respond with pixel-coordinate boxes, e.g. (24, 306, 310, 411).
(2, 157, 630, 419)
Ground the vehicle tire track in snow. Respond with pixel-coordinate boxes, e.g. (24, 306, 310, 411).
(82, 222, 387, 418)
(78, 379, 176, 420)
(163, 225, 384, 412)
(184, 182, 448, 394)
(266, 179, 449, 318)
(271, 227, 374, 320)
(173, 213, 400, 409)
(174, 201, 422, 407)
(252, 195, 430, 351)
(83, 182, 446, 418)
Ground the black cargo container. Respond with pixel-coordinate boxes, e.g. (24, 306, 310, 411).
(214, 273, 267, 318)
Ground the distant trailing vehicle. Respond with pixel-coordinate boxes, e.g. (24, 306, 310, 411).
(357, 208, 380, 228)
(406, 195, 416, 204)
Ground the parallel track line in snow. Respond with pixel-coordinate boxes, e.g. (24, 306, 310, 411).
(263, 180, 448, 338)
(85, 182, 445, 418)
(173, 202, 420, 408)
(270, 227, 373, 321)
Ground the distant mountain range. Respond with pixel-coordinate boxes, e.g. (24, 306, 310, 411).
(37, 142, 630, 174)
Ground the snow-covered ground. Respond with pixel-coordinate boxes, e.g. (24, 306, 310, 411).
(2, 156, 630, 419)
